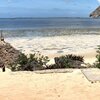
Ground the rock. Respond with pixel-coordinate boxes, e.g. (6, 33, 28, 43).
(90, 6, 100, 18)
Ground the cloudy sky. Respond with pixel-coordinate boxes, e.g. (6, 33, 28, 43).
(0, 0, 99, 18)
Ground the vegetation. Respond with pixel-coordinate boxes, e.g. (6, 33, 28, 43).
(95, 45, 100, 68)
(9, 52, 49, 71)
(9, 52, 86, 71)
(47, 54, 84, 69)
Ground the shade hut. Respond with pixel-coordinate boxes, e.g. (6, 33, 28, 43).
(90, 6, 100, 18)
(0, 36, 21, 69)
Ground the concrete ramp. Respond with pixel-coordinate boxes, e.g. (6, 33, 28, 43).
(82, 68, 100, 83)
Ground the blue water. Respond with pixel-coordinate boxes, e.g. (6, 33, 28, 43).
(0, 17, 100, 29)
(0, 17, 100, 37)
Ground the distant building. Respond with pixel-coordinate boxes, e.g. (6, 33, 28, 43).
(90, 6, 100, 18)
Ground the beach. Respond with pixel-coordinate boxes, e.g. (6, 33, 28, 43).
(0, 69, 100, 100)
(0, 18, 100, 100)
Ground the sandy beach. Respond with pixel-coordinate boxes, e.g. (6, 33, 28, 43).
(0, 32, 100, 100)
(0, 69, 100, 100)
(0, 30, 99, 100)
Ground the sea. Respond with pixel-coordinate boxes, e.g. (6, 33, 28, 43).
(0, 17, 100, 37)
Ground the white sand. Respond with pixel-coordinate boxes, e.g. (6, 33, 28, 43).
(0, 69, 100, 100)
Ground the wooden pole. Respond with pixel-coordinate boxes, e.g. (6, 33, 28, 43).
(0, 30, 4, 41)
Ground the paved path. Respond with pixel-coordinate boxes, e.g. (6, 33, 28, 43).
(81, 68, 100, 83)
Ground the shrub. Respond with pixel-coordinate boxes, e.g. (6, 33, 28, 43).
(9, 52, 50, 71)
(95, 45, 100, 68)
(53, 54, 84, 68)
(46, 64, 58, 69)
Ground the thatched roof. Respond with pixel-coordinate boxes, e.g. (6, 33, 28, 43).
(0, 40, 21, 67)
(90, 6, 100, 18)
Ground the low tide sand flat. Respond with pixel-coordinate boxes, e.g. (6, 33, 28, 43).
(81, 68, 100, 83)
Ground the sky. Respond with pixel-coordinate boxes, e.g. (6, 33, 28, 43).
(0, 0, 99, 18)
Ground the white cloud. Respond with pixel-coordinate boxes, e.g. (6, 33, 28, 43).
(97, 0, 100, 3)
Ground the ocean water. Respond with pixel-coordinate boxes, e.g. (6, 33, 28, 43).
(0, 17, 100, 37)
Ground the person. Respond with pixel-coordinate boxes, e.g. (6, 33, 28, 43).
(2, 65, 5, 72)
(0, 61, 5, 72)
